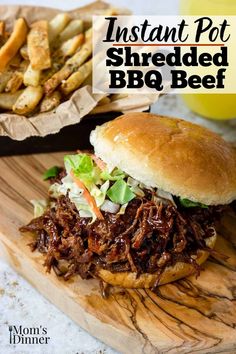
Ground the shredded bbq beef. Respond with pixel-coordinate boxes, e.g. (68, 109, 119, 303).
(20, 172, 223, 285)
(49, 168, 66, 185)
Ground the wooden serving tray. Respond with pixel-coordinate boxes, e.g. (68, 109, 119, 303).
(0, 152, 236, 354)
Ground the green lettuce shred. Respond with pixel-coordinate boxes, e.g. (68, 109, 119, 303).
(100, 167, 126, 181)
(64, 154, 93, 174)
(179, 198, 208, 209)
(64, 154, 101, 189)
(107, 179, 135, 204)
(44, 153, 144, 221)
(42, 166, 60, 180)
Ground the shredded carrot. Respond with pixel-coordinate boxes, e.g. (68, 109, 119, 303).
(76, 150, 107, 171)
(70, 171, 104, 220)
(91, 154, 107, 171)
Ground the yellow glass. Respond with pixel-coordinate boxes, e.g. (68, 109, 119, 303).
(180, 0, 236, 120)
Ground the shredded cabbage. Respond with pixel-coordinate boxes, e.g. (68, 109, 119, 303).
(118, 202, 128, 215)
(156, 189, 177, 206)
(45, 152, 184, 222)
(30, 199, 48, 218)
(107, 179, 135, 204)
(101, 200, 120, 213)
(64, 154, 93, 174)
(130, 185, 145, 197)
(48, 175, 94, 218)
(90, 180, 110, 207)
(127, 177, 145, 197)
(127, 177, 139, 187)
(100, 167, 126, 181)
(64, 153, 101, 189)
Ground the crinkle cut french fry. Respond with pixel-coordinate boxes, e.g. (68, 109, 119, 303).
(28, 20, 51, 70)
(13, 85, 43, 115)
(40, 90, 61, 112)
(0, 18, 28, 72)
(44, 40, 92, 95)
(23, 64, 41, 87)
(5, 72, 23, 93)
(0, 90, 23, 110)
(48, 13, 71, 43)
(60, 59, 92, 95)
(58, 19, 83, 43)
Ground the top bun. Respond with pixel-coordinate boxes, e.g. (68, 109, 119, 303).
(90, 113, 236, 205)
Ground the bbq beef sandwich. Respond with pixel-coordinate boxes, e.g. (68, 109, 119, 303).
(20, 113, 236, 289)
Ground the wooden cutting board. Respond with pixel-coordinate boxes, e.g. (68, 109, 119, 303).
(0, 152, 236, 354)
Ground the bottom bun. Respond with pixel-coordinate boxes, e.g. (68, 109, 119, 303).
(98, 235, 216, 289)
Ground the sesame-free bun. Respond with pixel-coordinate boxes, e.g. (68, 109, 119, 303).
(90, 113, 236, 205)
(98, 235, 216, 288)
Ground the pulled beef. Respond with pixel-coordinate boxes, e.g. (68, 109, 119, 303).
(20, 188, 223, 286)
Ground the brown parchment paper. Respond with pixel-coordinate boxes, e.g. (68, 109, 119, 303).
(0, 2, 159, 141)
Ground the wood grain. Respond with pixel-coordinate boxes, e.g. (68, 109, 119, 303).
(0, 152, 236, 354)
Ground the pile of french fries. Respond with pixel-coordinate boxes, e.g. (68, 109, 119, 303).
(0, 13, 97, 116)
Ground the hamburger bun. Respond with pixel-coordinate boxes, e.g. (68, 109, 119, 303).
(90, 113, 236, 205)
(98, 235, 216, 288)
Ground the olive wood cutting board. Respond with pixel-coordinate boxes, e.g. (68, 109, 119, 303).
(0, 152, 236, 354)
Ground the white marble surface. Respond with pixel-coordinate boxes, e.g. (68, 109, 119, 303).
(0, 260, 117, 354)
(0, 1, 236, 353)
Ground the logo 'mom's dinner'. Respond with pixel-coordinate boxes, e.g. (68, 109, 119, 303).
(9, 325, 50, 345)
